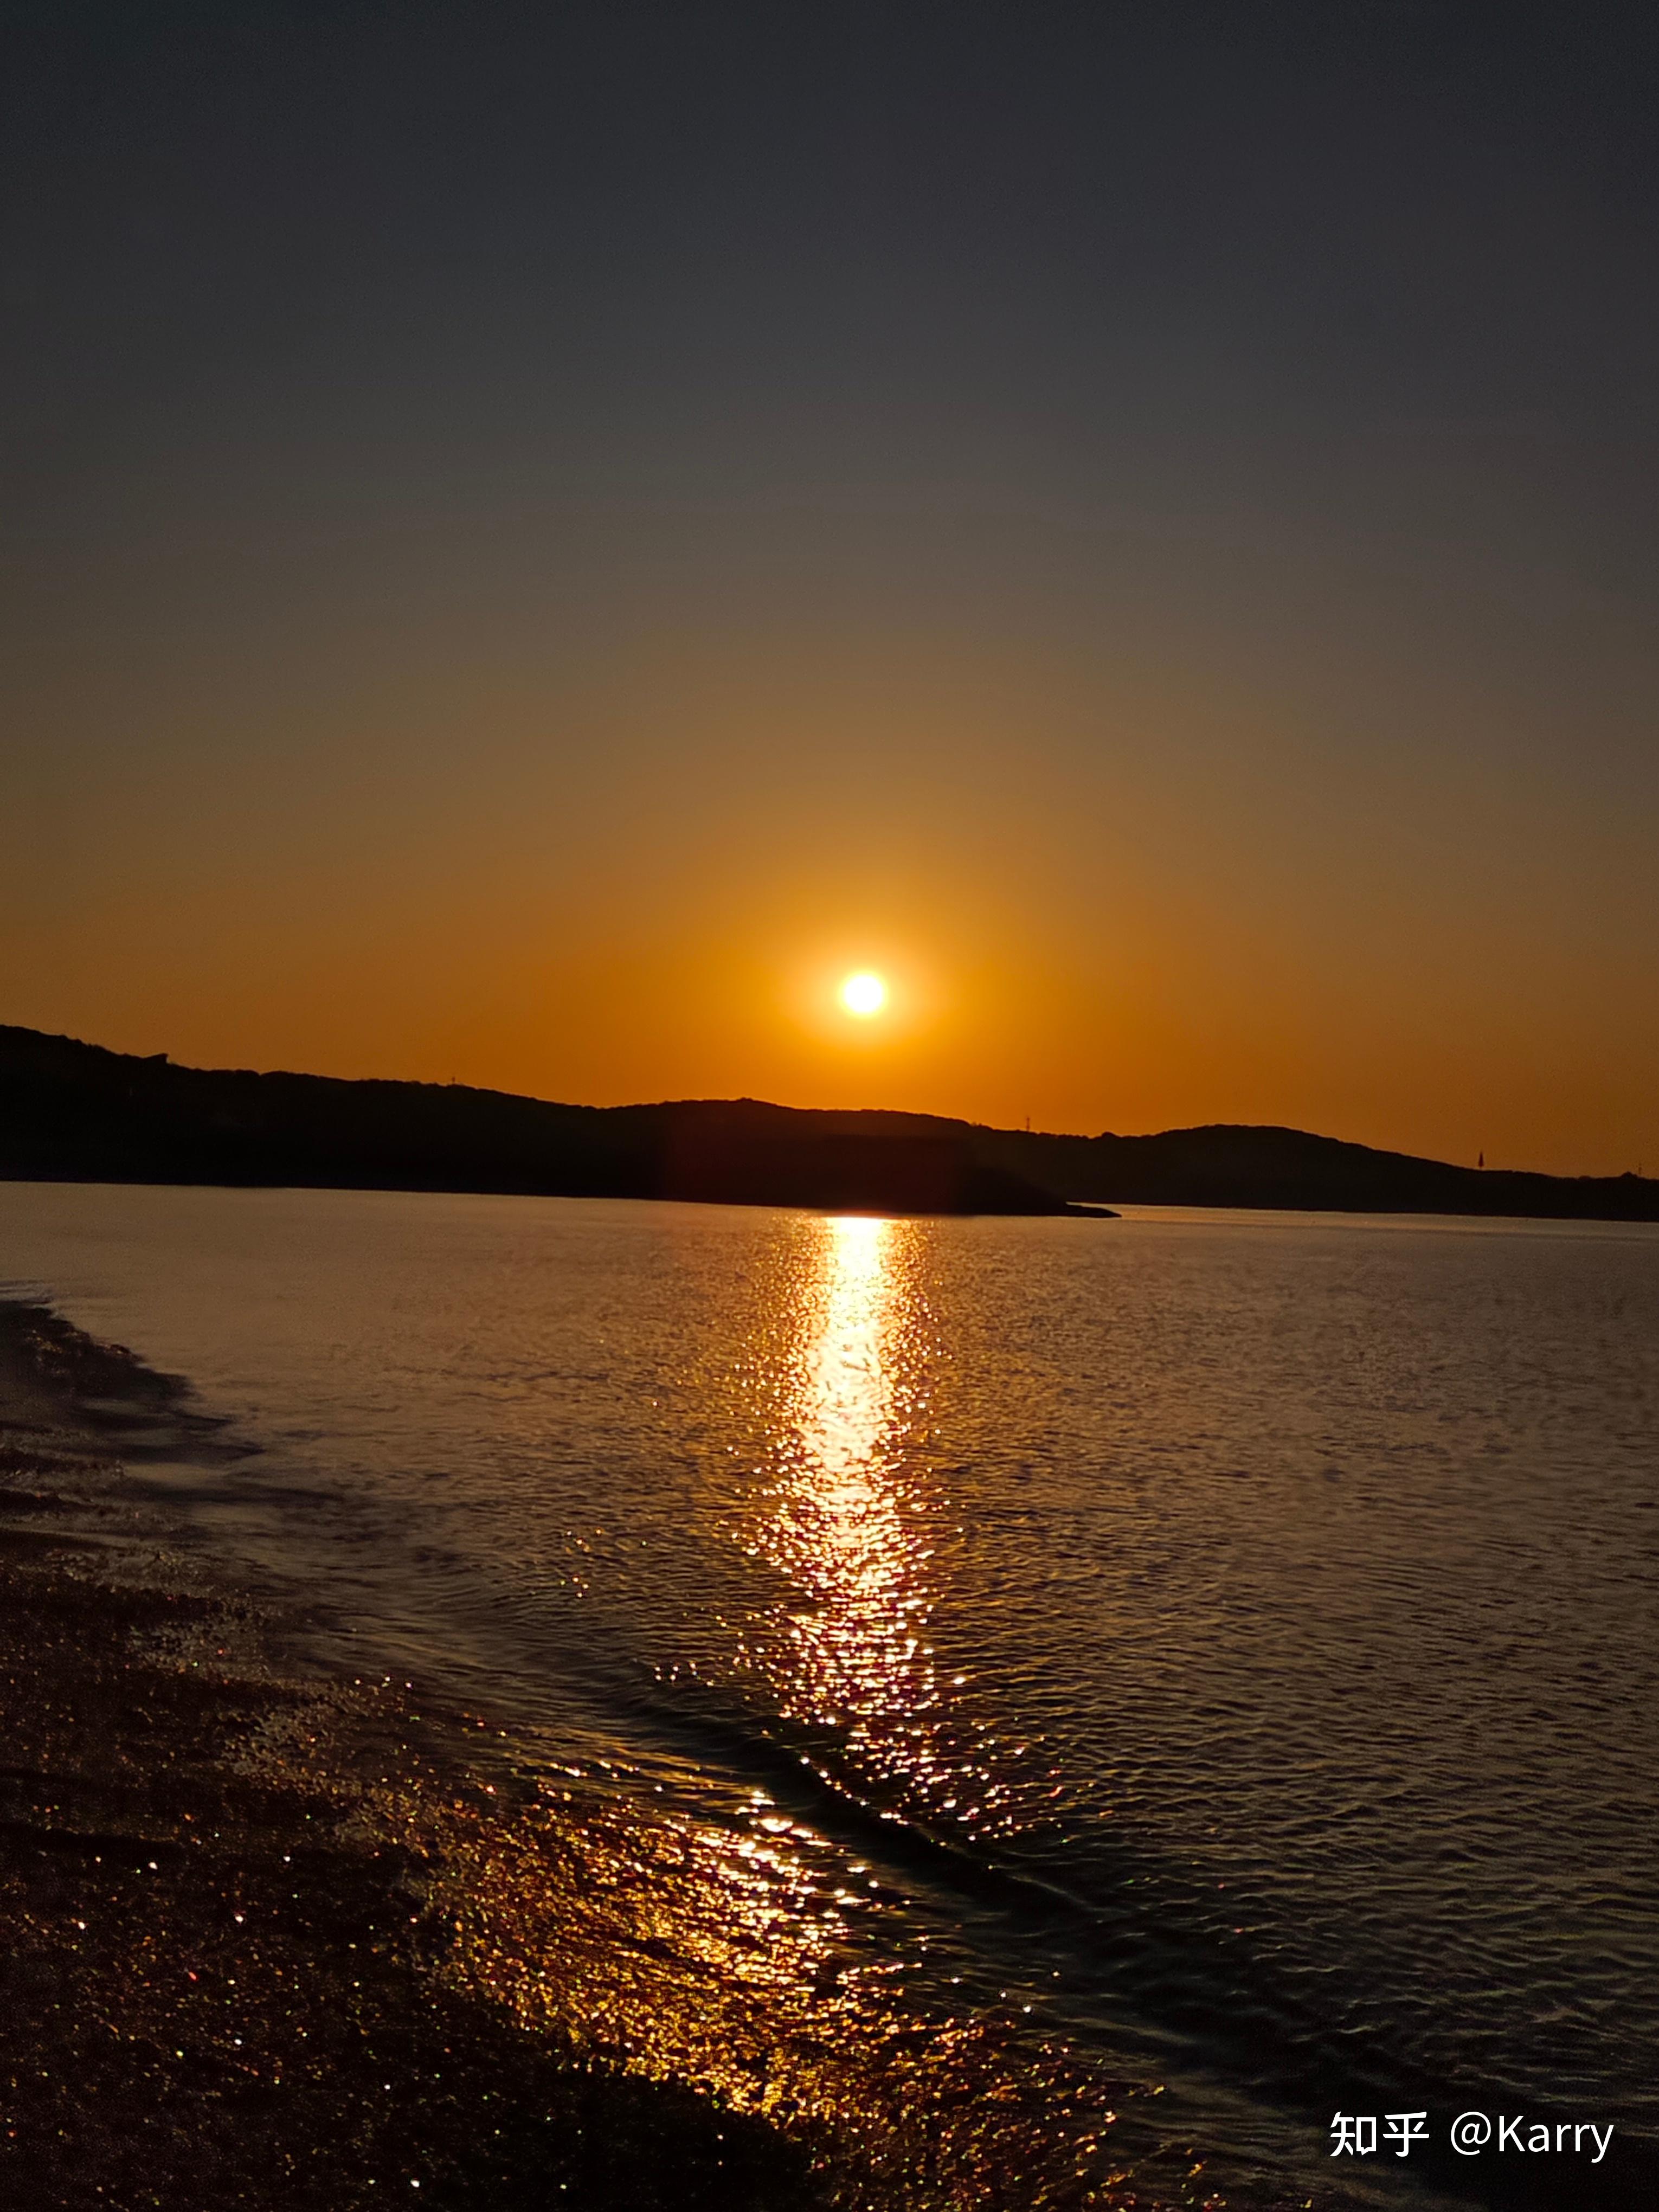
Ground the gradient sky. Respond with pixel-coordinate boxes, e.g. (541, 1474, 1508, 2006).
(4, 1, 1656, 1173)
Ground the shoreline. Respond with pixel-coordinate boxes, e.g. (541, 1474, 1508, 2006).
(0, 1301, 840, 2210)
(0, 1300, 1226, 2212)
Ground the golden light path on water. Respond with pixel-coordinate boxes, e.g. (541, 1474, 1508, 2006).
(761, 1216, 937, 1752)
(432, 1213, 1131, 2205)
(744, 1213, 1020, 1833)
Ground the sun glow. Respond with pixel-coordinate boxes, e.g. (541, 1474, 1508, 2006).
(839, 970, 888, 1018)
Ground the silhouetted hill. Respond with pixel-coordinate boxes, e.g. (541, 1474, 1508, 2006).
(2, 1025, 1655, 1222)
(0, 1028, 1077, 1216)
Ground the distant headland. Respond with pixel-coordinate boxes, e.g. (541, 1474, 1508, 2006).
(1, 1025, 1655, 1224)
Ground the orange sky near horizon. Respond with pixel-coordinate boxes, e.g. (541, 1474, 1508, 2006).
(7, 615, 1654, 1179)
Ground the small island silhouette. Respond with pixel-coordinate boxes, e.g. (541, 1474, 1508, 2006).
(2, 1025, 1654, 1222)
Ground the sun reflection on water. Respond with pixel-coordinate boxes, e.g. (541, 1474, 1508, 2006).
(755, 1216, 940, 1753)
(426, 1211, 1131, 2200)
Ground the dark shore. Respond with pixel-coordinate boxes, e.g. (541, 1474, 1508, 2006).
(0, 1303, 840, 2210)
(0, 1302, 1220, 2212)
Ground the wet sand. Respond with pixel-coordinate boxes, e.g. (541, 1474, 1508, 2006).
(0, 1303, 841, 2209)
(0, 1303, 1208, 2212)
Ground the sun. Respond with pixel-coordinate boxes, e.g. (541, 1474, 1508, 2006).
(839, 970, 888, 1018)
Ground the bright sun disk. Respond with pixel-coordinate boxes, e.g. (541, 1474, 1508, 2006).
(839, 970, 888, 1018)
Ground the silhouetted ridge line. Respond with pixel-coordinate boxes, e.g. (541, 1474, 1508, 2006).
(1, 1025, 1653, 1221)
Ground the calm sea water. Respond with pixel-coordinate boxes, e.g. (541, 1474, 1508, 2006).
(3, 1182, 1656, 2208)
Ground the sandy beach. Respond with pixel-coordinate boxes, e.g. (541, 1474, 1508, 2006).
(0, 1301, 844, 2210)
